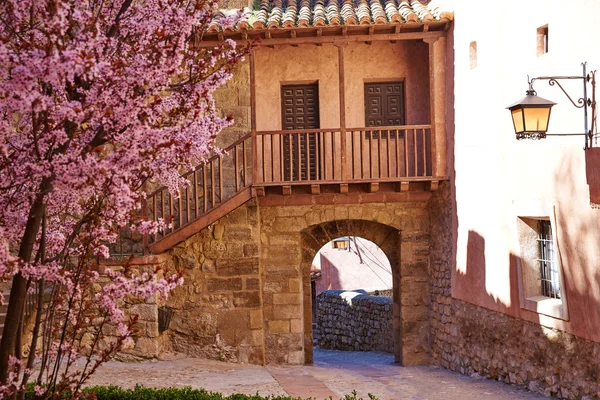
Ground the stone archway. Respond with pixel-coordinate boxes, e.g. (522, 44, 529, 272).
(300, 220, 403, 365)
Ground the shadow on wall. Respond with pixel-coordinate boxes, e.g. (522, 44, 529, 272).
(449, 168, 600, 398)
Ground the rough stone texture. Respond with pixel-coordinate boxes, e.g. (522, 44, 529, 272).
(315, 290, 392, 353)
(162, 199, 264, 365)
(152, 199, 432, 366)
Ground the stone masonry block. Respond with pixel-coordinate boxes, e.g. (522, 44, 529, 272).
(245, 277, 260, 290)
(130, 304, 157, 322)
(290, 319, 303, 333)
(233, 291, 261, 308)
(273, 305, 302, 320)
(217, 310, 249, 330)
(288, 278, 302, 293)
(273, 293, 301, 305)
(268, 320, 290, 334)
(249, 309, 262, 329)
(216, 257, 259, 276)
(207, 278, 243, 292)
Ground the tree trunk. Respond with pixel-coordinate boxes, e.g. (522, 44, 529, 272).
(0, 179, 51, 383)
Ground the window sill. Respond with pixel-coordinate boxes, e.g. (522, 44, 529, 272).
(522, 296, 569, 320)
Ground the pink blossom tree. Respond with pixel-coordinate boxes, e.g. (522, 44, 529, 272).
(0, 0, 244, 396)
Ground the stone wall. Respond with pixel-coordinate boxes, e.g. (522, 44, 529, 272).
(428, 183, 600, 399)
(147, 198, 432, 366)
(161, 199, 265, 365)
(315, 290, 393, 353)
(442, 299, 600, 399)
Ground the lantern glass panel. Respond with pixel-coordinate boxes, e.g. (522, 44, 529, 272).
(511, 109, 525, 133)
(523, 107, 551, 132)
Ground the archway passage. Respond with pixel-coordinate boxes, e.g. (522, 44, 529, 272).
(300, 220, 403, 365)
(310, 235, 395, 365)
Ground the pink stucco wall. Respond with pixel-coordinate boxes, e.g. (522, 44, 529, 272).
(450, 0, 600, 342)
(312, 237, 392, 296)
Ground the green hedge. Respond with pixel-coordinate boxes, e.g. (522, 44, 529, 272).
(26, 385, 378, 400)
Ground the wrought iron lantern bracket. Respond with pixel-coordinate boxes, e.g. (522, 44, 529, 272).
(526, 62, 597, 149)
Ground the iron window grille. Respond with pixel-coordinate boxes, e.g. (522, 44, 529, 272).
(537, 220, 561, 299)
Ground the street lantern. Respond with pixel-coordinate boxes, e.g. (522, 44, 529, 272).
(507, 62, 596, 148)
(506, 91, 556, 140)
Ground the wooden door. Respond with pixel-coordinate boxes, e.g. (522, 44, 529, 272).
(281, 84, 320, 181)
(364, 82, 405, 129)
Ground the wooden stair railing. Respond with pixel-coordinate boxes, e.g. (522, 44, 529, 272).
(110, 134, 253, 256)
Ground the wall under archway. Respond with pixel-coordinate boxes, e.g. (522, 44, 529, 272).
(259, 201, 431, 366)
(159, 199, 432, 366)
(301, 220, 401, 363)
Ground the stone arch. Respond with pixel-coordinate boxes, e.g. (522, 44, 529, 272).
(300, 219, 406, 365)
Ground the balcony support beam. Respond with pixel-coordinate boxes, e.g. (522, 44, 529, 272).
(424, 37, 447, 178)
(335, 42, 348, 181)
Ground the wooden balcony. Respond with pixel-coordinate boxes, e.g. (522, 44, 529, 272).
(255, 125, 433, 190)
(120, 124, 441, 254)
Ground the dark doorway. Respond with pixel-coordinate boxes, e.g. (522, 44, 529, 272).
(281, 84, 320, 181)
(364, 81, 405, 127)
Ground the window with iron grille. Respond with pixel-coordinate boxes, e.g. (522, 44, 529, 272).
(537, 220, 561, 299)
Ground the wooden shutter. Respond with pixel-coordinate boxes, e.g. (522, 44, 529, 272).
(365, 82, 405, 138)
(281, 84, 320, 180)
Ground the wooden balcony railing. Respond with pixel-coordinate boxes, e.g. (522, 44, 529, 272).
(254, 125, 432, 185)
(112, 124, 434, 255)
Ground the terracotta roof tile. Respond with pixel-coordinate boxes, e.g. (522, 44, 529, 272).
(208, 0, 452, 31)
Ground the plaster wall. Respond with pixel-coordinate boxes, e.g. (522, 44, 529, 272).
(254, 41, 429, 131)
(450, 0, 600, 343)
(312, 237, 393, 295)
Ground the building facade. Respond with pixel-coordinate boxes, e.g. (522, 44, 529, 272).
(113, 1, 600, 398)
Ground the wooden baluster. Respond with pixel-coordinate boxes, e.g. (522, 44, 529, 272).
(178, 188, 183, 229)
(297, 133, 301, 181)
(186, 182, 191, 224)
(369, 129, 373, 179)
(332, 131, 336, 180)
(203, 166, 208, 213)
(279, 134, 284, 182)
(422, 128, 427, 177)
(315, 132, 320, 180)
(261, 134, 266, 183)
(307, 133, 311, 181)
(159, 191, 164, 239)
(404, 129, 409, 177)
(211, 160, 215, 209)
(194, 169, 199, 218)
(169, 191, 174, 234)
(377, 130, 382, 179)
(360, 130, 364, 179)
(234, 143, 239, 191)
(413, 129, 418, 177)
(219, 156, 223, 203)
(396, 130, 401, 178)
(152, 195, 157, 243)
(387, 129, 391, 178)
(288, 133, 293, 181)
(242, 140, 247, 186)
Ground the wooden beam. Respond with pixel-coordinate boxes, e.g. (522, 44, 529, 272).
(282, 185, 292, 196)
(253, 186, 265, 197)
(369, 182, 379, 193)
(198, 30, 445, 48)
(311, 184, 321, 195)
(336, 42, 348, 182)
(427, 180, 439, 191)
(250, 49, 258, 186)
(340, 183, 348, 193)
(399, 181, 409, 192)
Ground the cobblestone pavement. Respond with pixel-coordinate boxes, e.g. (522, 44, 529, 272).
(87, 348, 546, 400)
